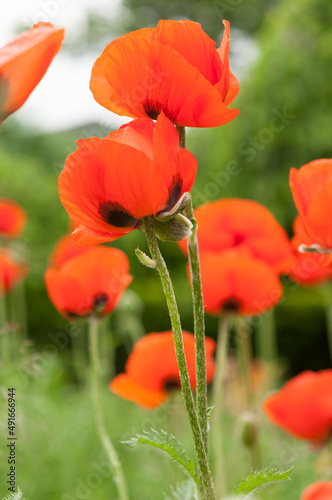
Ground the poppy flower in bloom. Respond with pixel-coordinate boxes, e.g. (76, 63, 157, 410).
(45, 246, 132, 320)
(0, 23, 65, 122)
(179, 198, 294, 275)
(199, 251, 282, 316)
(263, 370, 332, 442)
(59, 113, 197, 245)
(90, 20, 239, 128)
(289, 216, 332, 285)
(0, 198, 27, 238)
(49, 233, 90, 269)
(110, 331, 216, 409)
(0, 248, 29, 293)
(301, 481, 332, 500)
(289, 159, 332, 250)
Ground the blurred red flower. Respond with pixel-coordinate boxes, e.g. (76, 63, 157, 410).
(290, 159, 332, 250)
(49, 233, 90, 269)
(301, 481, 332, 500)
(59, 113, 197, 245)
(0, 248, 29, 293)
(45, 246, 132, 320)
(90, 20, 239, 128)
(179, 198, 294, 275)
(0, 23, 64, 122)
(110, 331, 216, 409)
(199, 251, 282, 316)
(263, 370, 332, 442)
(0, 198, 27, 238)
(289, 216, 332, 285)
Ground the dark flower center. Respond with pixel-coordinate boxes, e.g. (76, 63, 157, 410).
(93, 292, 109, 313)
(158, 175, 183, 215)
(142, 98, 176, 123)
(99, 201, 138, 228)
(163, 376, 181, 391)
(222, 298, 241, 313)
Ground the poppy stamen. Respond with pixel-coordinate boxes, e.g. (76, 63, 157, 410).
(142, 97, 176, 123)
(99, 201, 138, 228)
(93, 292, 108, 314)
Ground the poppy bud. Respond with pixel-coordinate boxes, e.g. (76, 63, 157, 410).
(153, 214, 193, 242)
(135, 248, 156, 269)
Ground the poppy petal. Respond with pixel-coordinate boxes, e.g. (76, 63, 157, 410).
(0, 23, 64, 121)
(110, 374, 168, 409)
(301, 481, 332, 500)
(0, 198, 27, 238)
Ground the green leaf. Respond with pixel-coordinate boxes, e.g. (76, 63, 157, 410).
(2, 487, 25, 500)
(234, 467, 293, 495)
(164, 480, 198, 500)
(122, 428, 200, 486)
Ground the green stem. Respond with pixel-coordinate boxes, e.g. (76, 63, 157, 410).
(212, 315, 230, 498)
(256, 311, 278, 389)
(144, 216, 215, 500)
(88, 318, 129, 500)
(176, 125, 209, 455)
(236, 317, 261, 471)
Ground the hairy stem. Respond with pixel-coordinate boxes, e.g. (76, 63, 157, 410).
(212, 315, 230, 498)
(144, 216, 215, 500)
(88, 318, 129, 500)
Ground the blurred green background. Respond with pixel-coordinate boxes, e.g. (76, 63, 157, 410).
(1, 0, 332, 498)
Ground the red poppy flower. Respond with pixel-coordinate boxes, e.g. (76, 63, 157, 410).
(45, 246, 132, 320)
(263, 370, 332, 442)
(199, 251, 282, 316)
(49, 233, 90, 269)
(289, 216, 332, 285)
(0, 248, 29, 293)
(0, 23, 64, 122)
(301, 482, 332, 500)
(289, 159, 332, 250)
(179, 199, 294, 275)
(59, 113, 197, 245)
(90, 20, 239, 128)
(110, 331, 216, 409)
(0, 198, 27, 238)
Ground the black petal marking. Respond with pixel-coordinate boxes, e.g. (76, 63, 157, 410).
(93, 293, 108, 314)
(221, 298, 241, 313)
(163, 376, 181, 391)
(99, 201, 138, 228)
(158, 176, 183, 215)
(142, 97, 176, 123)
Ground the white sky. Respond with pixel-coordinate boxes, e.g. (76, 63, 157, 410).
(0, 0, 128, 132)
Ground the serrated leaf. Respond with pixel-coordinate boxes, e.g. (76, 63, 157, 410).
(164, 480, 198, 500)
(2, 487, 25, 500)
(122, 428, 200, 486)
(234, 467, 293, 495)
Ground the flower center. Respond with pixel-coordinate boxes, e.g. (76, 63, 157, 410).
(142, 98, 176, 123)
(221, 298, 241, 313)
(99, 201, 138, 228)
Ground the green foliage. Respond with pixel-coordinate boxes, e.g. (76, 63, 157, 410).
(2, 487, 24, 500)
(234, 467, 293, 495)
(164, 480, 198, 500)
(122, 429, 200, 486)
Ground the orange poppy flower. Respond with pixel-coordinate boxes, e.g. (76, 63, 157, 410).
(0, 198, 27, 238)
(301, 482, 332, 500)
(263, 370, 332, 442)
(110, 331, 216, 409)
(59, 113, 197, 245)
(289, 216, 332, 285)
(289, 159, 332, 250)
(0, 23, 64, 122)
(179, 199, 294, 275)
(0, 248, 29, 293)
(49, 233, 90, 269)
(45, 246, 132, 320)
(199, 251, 282, 316)
(90, 20, 239, 128)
